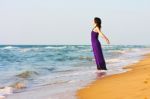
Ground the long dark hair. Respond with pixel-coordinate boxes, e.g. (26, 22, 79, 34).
(94, 17, 102, 30)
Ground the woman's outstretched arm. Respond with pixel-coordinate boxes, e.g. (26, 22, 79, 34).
(96, 27, 110, 44)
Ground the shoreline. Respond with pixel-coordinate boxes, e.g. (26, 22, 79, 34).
(1, 46, 149, 99)
(76, 53, 150, 99)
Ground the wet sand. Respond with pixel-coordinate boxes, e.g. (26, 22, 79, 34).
(77, 53, 150, 99)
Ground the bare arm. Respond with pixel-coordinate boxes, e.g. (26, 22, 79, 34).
(96, 27, 110, 44)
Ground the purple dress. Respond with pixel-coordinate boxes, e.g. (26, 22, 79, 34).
(91, 30, 107, 70)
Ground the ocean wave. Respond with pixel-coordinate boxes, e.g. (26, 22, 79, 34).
(19, 48, 40, 52)
(0, 82, 27, 98)
(79, 56, 93, 61)
(53, 56, 93, 61)
(0, 46, 41, 53)
(0, 86, 13, 98)
(19, 48, 32, 53)
(106, 58, 121, 63)
(10, 82, 26, 90)
(79, 49, 92, 52)
(130, 48, 143, 52)
(45, 46, 66, 49)
(108, 50, 126, 54)
(42, 67, 56, 71)
(1, 46, 19, 50)
(16, 71, 39, 79)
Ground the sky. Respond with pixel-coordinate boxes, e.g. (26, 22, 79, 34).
(0, 0, 150, 45)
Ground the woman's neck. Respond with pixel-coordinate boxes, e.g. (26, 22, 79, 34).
(92, 26, 97, 30)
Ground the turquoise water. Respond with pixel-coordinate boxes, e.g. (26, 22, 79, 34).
(0, 45, 150, 98)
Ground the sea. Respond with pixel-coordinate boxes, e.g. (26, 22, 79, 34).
(0, 45, 150, 99)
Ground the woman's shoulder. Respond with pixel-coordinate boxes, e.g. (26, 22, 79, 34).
(93, 27, 99, 32)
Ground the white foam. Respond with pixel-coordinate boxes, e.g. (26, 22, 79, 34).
(45, 46, 66, 49)
(0, 87, 13, 97)
(106, 58, 121, 63)
(109, 50, 126, 54)
(2, 46, 18, 50)
(19, 48, 31, 52)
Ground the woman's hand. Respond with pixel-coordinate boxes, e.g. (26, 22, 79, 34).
(106, 38, 110, 44)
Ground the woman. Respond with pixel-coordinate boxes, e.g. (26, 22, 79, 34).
(91, 17, 110, 71)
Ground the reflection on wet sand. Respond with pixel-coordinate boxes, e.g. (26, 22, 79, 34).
(96, 71, 107, 78)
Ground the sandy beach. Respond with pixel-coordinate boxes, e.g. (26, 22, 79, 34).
(77, 53, 150, 99)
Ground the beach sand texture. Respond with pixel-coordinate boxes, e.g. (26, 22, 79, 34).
(77, 54, 150, 99)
